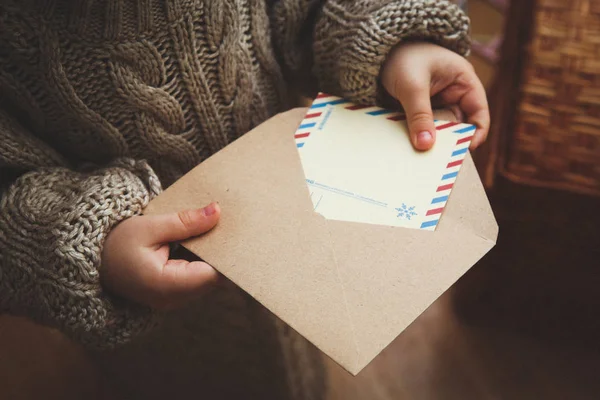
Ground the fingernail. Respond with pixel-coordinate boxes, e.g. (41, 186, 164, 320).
(202, 203, 218, 216)
(417, 131, 432, 146)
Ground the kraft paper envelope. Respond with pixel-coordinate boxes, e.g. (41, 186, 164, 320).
(144, 107, 498, 375)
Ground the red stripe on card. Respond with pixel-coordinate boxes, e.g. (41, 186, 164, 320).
(345, 104, 370, 110)
(437, 183, 454, 192)
(295, 133, 310, 139)
(316, 93, 331, 99)
(456, 135, 474, 145)
(304, 112, 322, 119)
(447, 160, 463, 168)
(426, 207, 444, 216)
(387, 115, 406, 121)
(436, 122, 459, 130)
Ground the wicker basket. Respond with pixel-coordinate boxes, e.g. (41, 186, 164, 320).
(500, 0, 600, 195)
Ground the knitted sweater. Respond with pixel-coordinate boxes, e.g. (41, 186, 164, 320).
(0, 1, 469, 398)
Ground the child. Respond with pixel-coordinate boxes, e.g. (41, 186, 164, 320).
(0, 0, 488, 398)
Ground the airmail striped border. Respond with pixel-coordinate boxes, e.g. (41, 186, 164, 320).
(294, 111, 322, 148)
(295, 93, 475, 231)
(294, 93, 406, 148)
(419, 121, 475, 231)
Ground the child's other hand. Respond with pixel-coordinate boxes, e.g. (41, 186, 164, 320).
(381, 42, 489, 151)
(101, 203, 221, 310)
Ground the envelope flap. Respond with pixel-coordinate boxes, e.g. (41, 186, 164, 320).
(145, 108, 361, 369)
(324, 154, 498, 372)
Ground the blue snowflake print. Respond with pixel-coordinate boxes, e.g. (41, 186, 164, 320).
(395, 204, 418, 220)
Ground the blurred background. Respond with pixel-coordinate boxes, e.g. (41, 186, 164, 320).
(2, 0, 599, 399)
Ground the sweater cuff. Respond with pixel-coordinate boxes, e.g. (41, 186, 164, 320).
(313, 0, 471, 104)
(0, 158, 162, 349)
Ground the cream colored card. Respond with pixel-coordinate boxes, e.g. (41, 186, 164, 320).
(295, 94, 476, 231)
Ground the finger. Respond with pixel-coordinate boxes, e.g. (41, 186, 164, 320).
(436, 66, 489, 149)
(458, 78, 490, 149)
(142, 203, 221, 245)
(161, 259, 219, 293)
(394, 81, 437, 151)
(152, 259, 219, 309)
(449, 104, 465, 123)
(120, 242, 219, 310)
(434, 85, 489, 149)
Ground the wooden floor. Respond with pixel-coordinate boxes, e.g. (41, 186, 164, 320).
(2, 177, 600, 399)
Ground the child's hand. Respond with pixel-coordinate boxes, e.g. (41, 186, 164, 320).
(381, 42, 489, 151)
(101, 203, 221, 310)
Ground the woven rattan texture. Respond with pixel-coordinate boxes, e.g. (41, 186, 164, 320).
(505, 0, 600, 195)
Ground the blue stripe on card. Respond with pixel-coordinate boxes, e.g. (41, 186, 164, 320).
(442, 171, 458, 180)
(367, 109, 394, 116)
(299, 122, 316, 129)
(297, 143, 305, 148)
(310, 99, 349, 108)
(451, 148, 469, 157)
(431, 196, 449, 204)
(420, 220, 439, 229)
(454, 125, 476, 134)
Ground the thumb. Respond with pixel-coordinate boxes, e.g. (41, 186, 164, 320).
(396, 84, 437, 151)
(142, 202, 221, 245)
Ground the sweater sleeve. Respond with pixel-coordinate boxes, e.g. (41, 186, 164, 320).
(0, 109, 162, 349)
(269, 0, 471, 104)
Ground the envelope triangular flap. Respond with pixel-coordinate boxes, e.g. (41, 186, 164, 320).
(145, 108, 361, 370)
(326, 154, 498, 371)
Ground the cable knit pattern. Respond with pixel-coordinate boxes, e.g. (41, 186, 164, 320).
(312, 0, 471, 103)
(0, 156, 162, 347)
(0, 1, 469, 398)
